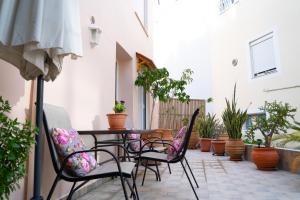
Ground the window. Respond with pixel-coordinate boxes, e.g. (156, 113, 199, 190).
(243, 113, 266, 131)
(133, 0, 148, 30)
(219, 0, 239, 14)
(249, 31, 278, 78)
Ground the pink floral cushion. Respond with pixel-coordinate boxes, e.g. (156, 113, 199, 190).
(51, 128, 97, 176)
(167, 126, 187, 161)
(127, 133, 146, 152)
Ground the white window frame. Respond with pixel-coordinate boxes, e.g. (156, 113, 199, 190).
(248, 30, 280, 79)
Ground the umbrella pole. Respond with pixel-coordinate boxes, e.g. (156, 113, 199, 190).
(31, 75, 44, 200)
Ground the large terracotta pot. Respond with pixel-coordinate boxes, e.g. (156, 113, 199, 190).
(251, 147, 279, 170)
(188, 131, 200, 149)
(200, 138, 211, 152)
(157, 128, 173, 141)
(211, 139, 226, 156)
(106, 113, 127, 130)
(225, 139, 245, 161)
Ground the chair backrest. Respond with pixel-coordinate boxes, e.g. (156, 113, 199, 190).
(43, 104, 72, 174)
(173, 108, 199, 162)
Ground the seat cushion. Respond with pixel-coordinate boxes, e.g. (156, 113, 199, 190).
(167, 126, 187, 161)
(89, 161, 136, 178)
(52, 128, 97, 176)
(140, 151, 168, 162)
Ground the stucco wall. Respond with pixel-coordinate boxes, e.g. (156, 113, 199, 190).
(0, 0, 154, 199)
(209, 0, 300, 122)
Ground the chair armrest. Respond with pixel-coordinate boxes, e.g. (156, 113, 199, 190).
(139, 141, 178, 156)
(59, 148, 124, 176)
(92, 144, 131, 161)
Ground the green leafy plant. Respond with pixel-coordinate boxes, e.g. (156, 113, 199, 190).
(135, 66, 193, 128)
(0, 97, 36, 199)
(248, 101, 296, 147)
(197, 113, 218, 138)
(214, 123, 226, 139)
(222, 84, 248, 139)
(113, 100, 126, 113)
(182, 117, 189, 126)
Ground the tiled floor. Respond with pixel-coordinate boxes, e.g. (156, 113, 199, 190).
(77, 150, 300, 200)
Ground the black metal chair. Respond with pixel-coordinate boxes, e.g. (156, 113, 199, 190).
(134, 109, 200, 200)
(43, 104, 139, 200)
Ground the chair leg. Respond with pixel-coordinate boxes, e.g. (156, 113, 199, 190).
(134, 157, 141, 181)
(132, 172, 140, 200)
(155, 161, 161, 181)
(184, 157, 199, 188)
(47, 175, 60, 200)
(180, 160, 199, 200)
(120, 174, 129, 200)
(167, 162, 172, 174)
(142, 160, 148, 186)
(66, 182, 77, 200)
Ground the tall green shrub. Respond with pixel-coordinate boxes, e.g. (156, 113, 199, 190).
(135, 66, 193, 128)
(222, 85, 248, 139)
(0, 97, 36, 199)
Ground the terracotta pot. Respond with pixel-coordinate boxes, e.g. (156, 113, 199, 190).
(217, 133, 229, 141)
(188, 131, 200, 149)
(106, 113, 127, 130)
(157, 128, 173, 141)
(251, 147, 279, 170)
(200, 138, 211, 152)
(211, 139, 226, 156)
(225, 139, 245, 161)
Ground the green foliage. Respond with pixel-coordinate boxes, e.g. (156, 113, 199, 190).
(0, 97, 36, 199)
(243, 129, 257, 144)
(113, 100, 126, 113)
(214, 123, 226, 139)
(273, 132, 300, 149)
(248, 101, 296, 147)
(134, 66, 193, 103)
(134, 66, 193, 128)
(196, 113, 218, 138)
(291, 120, 300, 132)
(182, 117, 189, 126)
(222, 84, 248, 139)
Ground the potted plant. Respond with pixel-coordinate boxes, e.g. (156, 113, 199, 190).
(0, 97, 36, 199)
(197, 113, 218, 152)
(107, 100, 127, 130)
(211, 123, 227, 156)
(248, 101, 296, 170)
(222, 85, 248, 161)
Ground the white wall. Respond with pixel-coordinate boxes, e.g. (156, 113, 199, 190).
(0, 0, 154, 199)
(153, 0, 214, 114)
(209, 0, 300, 123)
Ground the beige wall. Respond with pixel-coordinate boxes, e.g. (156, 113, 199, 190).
(0, 0, 154, 199)
(209, 0, 300, 123)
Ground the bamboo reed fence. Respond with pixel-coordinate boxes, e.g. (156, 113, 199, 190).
(158, 98, 205, 130)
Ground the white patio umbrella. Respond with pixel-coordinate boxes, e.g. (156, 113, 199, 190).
(0, 0, 82, 199)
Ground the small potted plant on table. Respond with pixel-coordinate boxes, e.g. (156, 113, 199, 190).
(197, 113, 218, 152)
(107, 100, 127, 130)
(249, 101, 296, 170)
(222, 85, 248, 161)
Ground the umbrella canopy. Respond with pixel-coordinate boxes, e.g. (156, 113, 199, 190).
(0, 0, 83, 199)
(0, 0, 82, 81)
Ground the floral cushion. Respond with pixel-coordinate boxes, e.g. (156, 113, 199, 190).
(127, 133, 146, 152)
(51, 128, 97, 177)
(167, 126, 187, 161)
